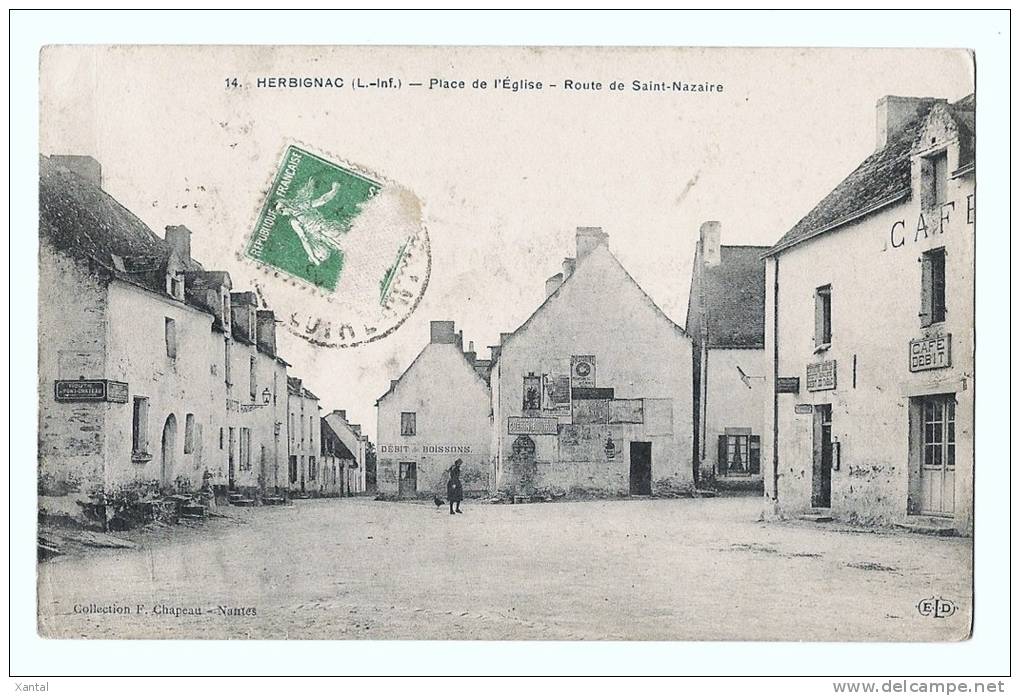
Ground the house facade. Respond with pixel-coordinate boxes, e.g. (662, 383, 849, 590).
(763, 95, 975, 535)
(376, 321, 493, 499)
(286, 378, 322, 496)
(685, 221, 768, 490)
(491, 228, 695, 498)
(322, 410, 369, 495)
(38, 154, 326, 524)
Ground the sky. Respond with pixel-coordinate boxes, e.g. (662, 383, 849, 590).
(39, 46, 974, 442)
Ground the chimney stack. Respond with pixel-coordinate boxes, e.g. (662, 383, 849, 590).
(165, 225, 192, 263)
(875, 96, 944, 150)
(230, 291, 257, 340)
(430, 320, 457, 344)
(562, 257, 576, 281)
(545, 272, 564, 298)
(464, 340, 477, 365)
(50, 155, 102, 189)
(700, 221, 721, 268)
(575, 226, 608, 260)
(255, 310, 277, 357)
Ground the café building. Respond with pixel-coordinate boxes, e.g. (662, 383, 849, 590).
(762, 94, 975, 535)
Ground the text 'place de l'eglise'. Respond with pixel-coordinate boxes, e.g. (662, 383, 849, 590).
(39, 93, 975, 538)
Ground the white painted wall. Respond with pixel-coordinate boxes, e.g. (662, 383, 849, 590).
(377, 342, 492, 497)
(764, 139, 974, 534)
(493, 244, 695, 496)
(704, 347, 767, 472)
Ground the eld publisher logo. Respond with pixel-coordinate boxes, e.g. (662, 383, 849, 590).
(917, 596, 956, 619)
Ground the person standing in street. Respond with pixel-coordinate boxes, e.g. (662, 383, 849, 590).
(447, 459, 464, 515)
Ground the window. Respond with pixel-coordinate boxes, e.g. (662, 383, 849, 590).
(289, 412, 295, 445)
(289, 455, 298, 483)
(169, 273, 185, 301)
(165, 318, 178, 359)
(223, 338, 231, 386)
(400, 411, 416, 436)
(132, 396, 150, 456)
(926, 151, 949, 208)
(814, 285, 832, 347)
(309, 456, 317, 481)
(920, 247, 947, 326)
(219, 427, 224, 450)
(184, 413, 196, 454)
(717, 433, 761, 476)
(922, 395, 956, 473)
(249, 308, 257, 342)
(523, 373, 542, 411)
(249, 356, 257, 401)
(221, 293, 231, 328)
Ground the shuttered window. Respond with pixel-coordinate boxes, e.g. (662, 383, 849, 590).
(814, 285, 832, 347)
(920, 248, 947, 327)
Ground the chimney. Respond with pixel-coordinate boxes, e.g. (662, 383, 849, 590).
(545, 272, 564, 298)
(700, 221, 721, 268)
(338, 410, 347, 420)
(256, 310, 277, 356)
(562, 257, 576, 280)
(500, 332, 512, 345)
(50, 155, 102, 189)
(464, 340, 477, 365)
(430, 320, 457, 344)
(165, 225, 192, 262)
(875, 96, 944, 150)
(575, 226, 608, 260)
(457, 330, 464, 350)
(488, 345, 500, 362)
(389, 380, 398, 392)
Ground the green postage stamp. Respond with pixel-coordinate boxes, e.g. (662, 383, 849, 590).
(244, 145, 430, 348)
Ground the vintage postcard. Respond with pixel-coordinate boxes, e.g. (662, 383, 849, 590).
(36, 45, 975, 641)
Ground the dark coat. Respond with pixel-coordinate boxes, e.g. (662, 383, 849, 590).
(446, 469, 464, 503)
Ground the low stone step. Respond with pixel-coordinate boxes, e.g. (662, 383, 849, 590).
(180, 504, 207, 518)
(228, 498, 257, 507)
(895, 519, 958, 536)
(798, 512, 834, 523)
(263, 496, 287, 506)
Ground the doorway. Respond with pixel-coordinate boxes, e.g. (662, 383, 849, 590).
(398, 461, 417, 498)
(918, 394, 956, 516)
(629, 441, 652, 495)
(812, 405, 833, 508)
(227, 427, 237, 490)
(160, 414, 177, 489)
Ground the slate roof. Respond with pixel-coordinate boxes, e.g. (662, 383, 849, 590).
(321, 419, 356, 459)
(765, 95, 975, 257)
(39, 155, 202, 295)
(698, 246, 768, 348)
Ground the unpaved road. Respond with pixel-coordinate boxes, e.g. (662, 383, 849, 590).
(37, 496, 972, 640)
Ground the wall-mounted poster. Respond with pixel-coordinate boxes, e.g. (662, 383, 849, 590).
(542, 373, 571, 416)
(570, 355, 596, 388)
(522, 373, 542, 412)
(609, 399, 644, 424)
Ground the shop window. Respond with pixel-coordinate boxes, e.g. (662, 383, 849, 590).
(814, 285, 831, 347)
(132, 396, 150, 456)
(401, 411, 416, 436)
(165, 318, 178, 359)
(920, 247, 947, 326)
(184, 413, 196, 454)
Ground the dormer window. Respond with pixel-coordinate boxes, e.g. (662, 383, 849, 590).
(249, 308, 257, 342)
(168, 272, 185, 301)
(221, 293, 231, 328)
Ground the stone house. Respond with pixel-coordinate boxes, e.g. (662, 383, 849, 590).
(285, 377, 321, 496)
(322, 409, 369, 495)
(685, 222, 768, 490)
(762, 94, 975, 535)
(491, 227, 695, 498)
(375, 321, 493, 499)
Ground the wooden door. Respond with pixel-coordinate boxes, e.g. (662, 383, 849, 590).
(812, 405, 832, 508)
(920, 395, 956, 515)
(398, 461, 417, 498)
